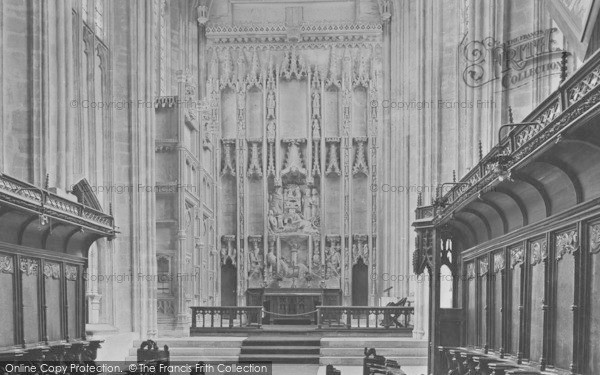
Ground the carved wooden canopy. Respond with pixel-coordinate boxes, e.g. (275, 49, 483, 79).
(0, 173, 116, 256)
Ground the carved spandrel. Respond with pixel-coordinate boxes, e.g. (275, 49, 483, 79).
(44, 262, 61, 279)
(65, 265, 78, 281)
(556, 229, 579, 260)
(466, 262, 476, 280)
(0, 255, 14, 274)
(591, 223, 600, 254)
(530, 239, 548, 266)
(20, 258, 39, 276)
(479, 258, 489, 276)
(510, 245, 524, 268)
(493, 252, 505, 273)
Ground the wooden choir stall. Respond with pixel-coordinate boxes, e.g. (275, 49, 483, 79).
(0, 176, 115, 365)
(413, 52, 600, 375)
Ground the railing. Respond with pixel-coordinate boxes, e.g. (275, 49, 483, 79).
(190, 306, 263, 329)
(0, 173, 115, 232)
(316, 306, 414, 330)
(189, 305, 414, 331)
(434, 49, 600, 220)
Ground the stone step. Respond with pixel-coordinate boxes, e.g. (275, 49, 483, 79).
(320, 338, 428, 348)
(128, 347, 241, 356)
(242, 338, 321, 347)
(240, 346, 320, 355)
(132, 338, 246, 348)
(238, 353, 320, 364)
(320, 356, 428, 366)
(320, 347, 428, 357)
(126, 355, 239, 362)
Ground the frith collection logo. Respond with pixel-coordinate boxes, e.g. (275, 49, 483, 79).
(462, 28, 565, 91)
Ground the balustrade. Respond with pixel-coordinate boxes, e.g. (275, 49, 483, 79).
(190, 306, 263, 329)
(189, 305, 414, 331)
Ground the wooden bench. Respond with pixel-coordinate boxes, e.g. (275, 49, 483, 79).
(127, 340, 170, 375)
(438, 346, 542, 375)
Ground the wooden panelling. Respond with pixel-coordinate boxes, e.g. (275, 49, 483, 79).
(44, 262, 62, 342)
(0, 243, 86, 351)
(492, 251, 504, 352)
(466, 262, 476, 346)
(66, 265, 78, 340)
(509, 245, 524, 357)
(589, 223, 600, 375)
(528, 244, 545, 364)
(554, 229, 576, 370)
(478, 258, 488, 348)
(21, 258, 40, 344)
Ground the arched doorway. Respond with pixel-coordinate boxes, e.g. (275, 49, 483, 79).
(221, 259, 237, 306)
(352, 258, 368, 306)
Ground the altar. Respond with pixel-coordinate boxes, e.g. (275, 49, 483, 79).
(247, 288, 341, 324)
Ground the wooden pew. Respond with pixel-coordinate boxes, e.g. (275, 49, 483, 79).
(326, 364, 342, 375)
(127, 340, 170, 375)
(363, 348, 405, 375)
(438, 346, 542, 375)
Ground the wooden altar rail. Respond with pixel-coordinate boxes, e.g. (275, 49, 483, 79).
(317, 306, 414, 330)
(190, 306, 414, 331)
(190, 307, 263, 329)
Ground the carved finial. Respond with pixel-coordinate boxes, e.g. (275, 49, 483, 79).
(508, 106, 514, 124)
(417, 192, 423, 207)
(478, 140, 483, 161)
(560, 51, 568, 84)
(453, 170, 456, 183)
(109, 203, 113, 216)
(44, 174, 50, 190)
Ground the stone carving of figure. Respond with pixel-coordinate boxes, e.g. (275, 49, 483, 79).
(302, 187, 311, 220)
(268, 210, 279, 232)
(270, 186, 284, 215)
(352, 243, 359, 262)
(267, 245, 277, 270)
(266, 91, 276, 119)
(221, 247, 228, 263)
(290, 242, 299, 267)
(312, 249, 321, 267)
(363, 243, 369, 260)
(312, 92, 321, 118)
(312, 119, 321, 139)
(326, 244, 341, 277)
(310, 188, 320, 219)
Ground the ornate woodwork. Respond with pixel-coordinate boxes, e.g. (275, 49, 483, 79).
(0, 172, 113, 362)
(413, 50, 600, 374)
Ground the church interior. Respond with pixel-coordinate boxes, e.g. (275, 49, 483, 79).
(1, 0, 600, 374)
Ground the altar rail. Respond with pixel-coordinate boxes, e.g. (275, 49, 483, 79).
(191, 307, 263, 329)
(317, 306, 413, 330)
(190, 306, 414, 332)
